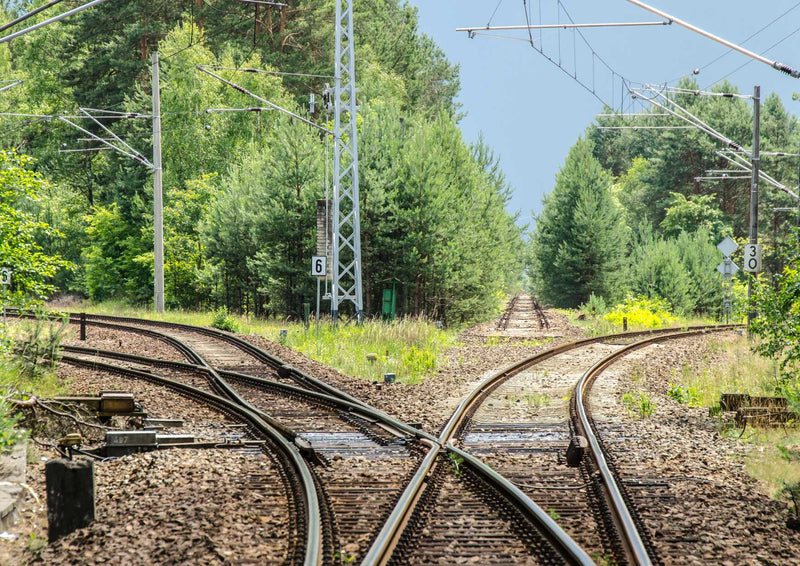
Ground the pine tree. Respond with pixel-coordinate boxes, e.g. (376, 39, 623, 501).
(531, 137, 627, 308)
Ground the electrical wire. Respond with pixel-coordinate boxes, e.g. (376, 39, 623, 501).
(487, 0, 505, 27)
(0, 0, 66, 34)
(704, 21, 800, 88)
(522, 0, 535, 47)
(668, 0, 800, 84)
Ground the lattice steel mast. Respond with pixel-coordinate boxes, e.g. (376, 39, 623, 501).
(331, 0, 363, 322)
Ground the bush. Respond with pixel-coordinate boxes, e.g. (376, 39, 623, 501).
(210, 307, 239, 333)
(579, 293, 607, 317)
(604, 295, 676, 329)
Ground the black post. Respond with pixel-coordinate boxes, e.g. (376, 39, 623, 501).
(45, 458, 95, 542)
(623, 316, 628, 332)
(80, 312, 86, 341)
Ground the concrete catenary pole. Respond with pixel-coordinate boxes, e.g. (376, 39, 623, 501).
(152, 51, 165, 314)
(747, 85, 760, 331)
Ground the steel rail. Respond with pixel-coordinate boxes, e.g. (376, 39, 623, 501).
(61, 311, 375, 410)
(61, 344, 440, 445)
(572, 326, 736, 566)
(59, 354, 322, 566)
(363, 324, 741, 565)
(6, 310, 300, 439)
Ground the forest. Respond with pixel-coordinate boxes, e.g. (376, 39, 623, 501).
(0, 0, 523, 324)
(528, 79, 800, 319)
(1, 1, 800, 329)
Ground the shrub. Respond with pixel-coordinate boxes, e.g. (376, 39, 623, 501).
(579, 293, 607, 317)
(604, 295, 676, 329)
(667, 382, 701, 405)
(210, 307, 239, 333)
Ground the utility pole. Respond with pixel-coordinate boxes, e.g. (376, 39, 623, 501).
(747, 85, 760, 331)
(152, 51, 165, 314)
(331, 0, 363, 323)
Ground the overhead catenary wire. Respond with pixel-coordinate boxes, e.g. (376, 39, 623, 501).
(0, 80, 23, 94)
(624, 0, 800, 78)
(704, 22, 800, 88)
(669, 0, 800, 84)
(629, 84, 800, 200)
(201, 65, 334, 80)
(196, 65, 332, 135)
(0, 0, 113, 45)
(0, 0, 66, 34)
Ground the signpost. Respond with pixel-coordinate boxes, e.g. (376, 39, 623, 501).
(0, 267, 10, 327)
(716, 238, 738, 323)
(311, 256, 327, 326)
(743, 243, 761, 273)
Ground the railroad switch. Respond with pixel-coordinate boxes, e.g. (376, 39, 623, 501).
(294, 437, 327, 467)
(566, 436, 587, 467)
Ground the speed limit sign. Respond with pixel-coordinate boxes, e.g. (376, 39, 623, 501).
(744, 244, 761, 273)
(311, 256, 327, 277)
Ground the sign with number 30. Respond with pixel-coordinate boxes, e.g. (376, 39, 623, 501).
(744, 244, 761, 273)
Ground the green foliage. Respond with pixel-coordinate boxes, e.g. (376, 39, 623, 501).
(2, 1, 505, 323)
(579, 293, 608, 317)
(667, 382, 701, 406)
(448, 452, 464, 477)
(621, 391, 655, 418)
(5, 310, 69, 385)
(0, 151, 73, 305)
(781, 482, 800, 518)
(83, 203, 151, 304)
(0, 402, 25, 454)
(750, 230, 800, 397)
(0, 311, 70, 453)
(531, 137, 627, 308)
(281, 317, 456, 384)
(660, 192, 728, 242)
(627, 227, 723, 316)
(210, 307, 239, 333)
(604, 295, 676, 329)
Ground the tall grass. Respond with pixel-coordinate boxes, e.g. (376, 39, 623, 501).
(77, 302, 457, 384)
(668, 334, 800, 503)
(670, 336, 781, 408)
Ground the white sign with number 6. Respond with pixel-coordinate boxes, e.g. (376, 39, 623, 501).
(744, 244, 761, 273)
(311, 256, 327, 277)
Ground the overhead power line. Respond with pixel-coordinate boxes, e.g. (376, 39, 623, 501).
(457, 21, 670, 33)
(625, 0, 800, 78)
(0, 0, 65, 34)
(0, 0, 113, 45)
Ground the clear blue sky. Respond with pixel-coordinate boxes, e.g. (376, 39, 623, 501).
(408, 0, 800, 228)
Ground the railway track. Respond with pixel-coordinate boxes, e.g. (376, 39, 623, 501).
(365, 324, 741, 565)
(58, 349, 317, 564)
(10, 310, 745, 564)
(16, 310, 434, 564)
(497, 294, 549, 331)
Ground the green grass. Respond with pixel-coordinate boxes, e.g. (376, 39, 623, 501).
(668, 334, 800, 511)
(71, 301, 459, 384)
(621, 391, 655, 418)
(669, 336, 780, 408)
(0, 315, 75, 452)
